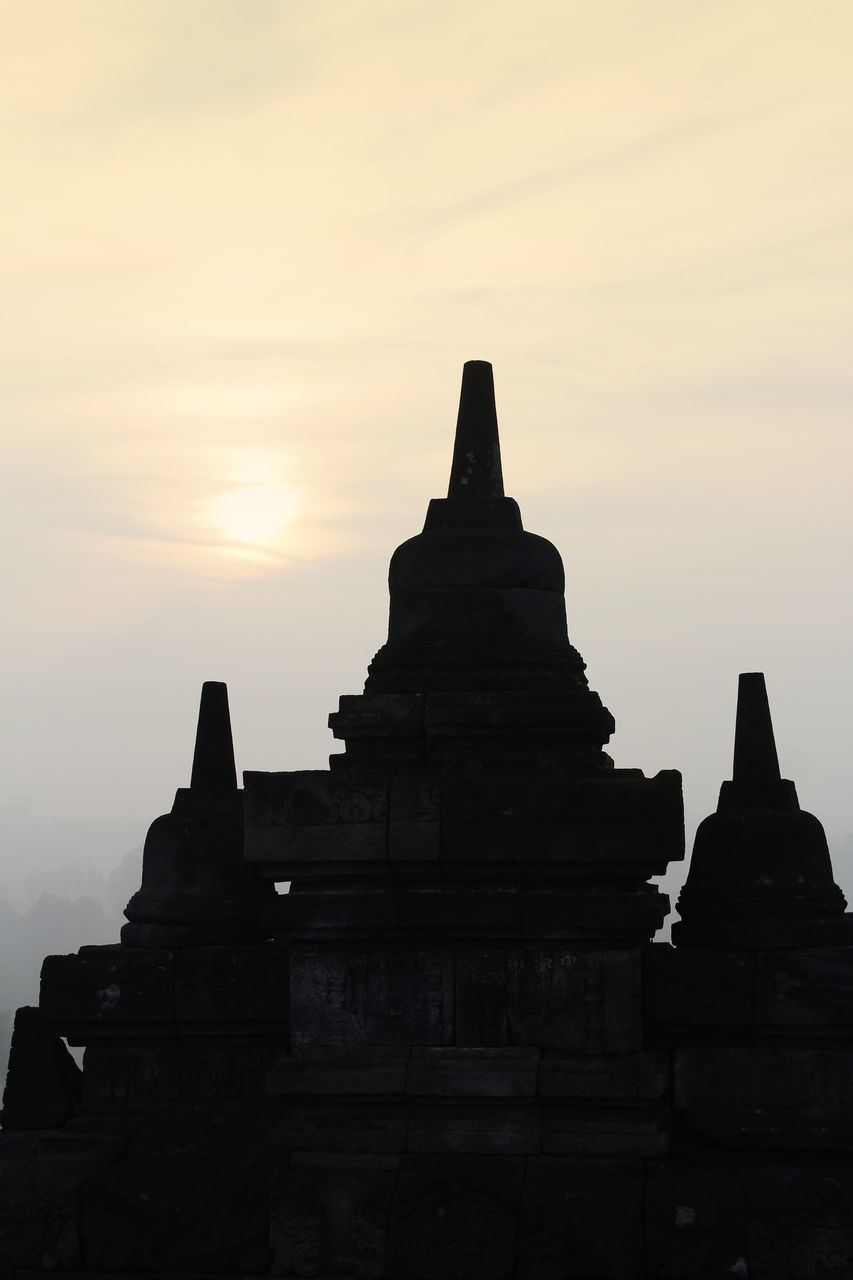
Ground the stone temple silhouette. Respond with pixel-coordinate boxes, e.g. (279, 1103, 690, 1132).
(3, 361, 853, 1276)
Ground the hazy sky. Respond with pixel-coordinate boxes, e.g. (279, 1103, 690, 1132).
(2, 0, 852, 911)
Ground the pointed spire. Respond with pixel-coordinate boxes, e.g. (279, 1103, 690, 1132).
(190, 681, 238, 790)
(732, 672, 781, 786)
(717, 671, 798, 814)
(447, 360, 505, 499)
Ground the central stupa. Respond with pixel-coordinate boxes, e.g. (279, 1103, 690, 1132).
(245, 358, 683, 1001)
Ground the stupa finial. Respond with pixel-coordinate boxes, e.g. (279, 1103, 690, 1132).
(732, 672, 782, 786)
(190, 681, 238, 790)
(447, 360, 504, 499)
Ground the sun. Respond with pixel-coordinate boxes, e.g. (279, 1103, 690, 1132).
(209, 483, 297, 551)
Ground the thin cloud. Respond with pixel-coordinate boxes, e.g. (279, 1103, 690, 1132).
(392, 96, 804, 242)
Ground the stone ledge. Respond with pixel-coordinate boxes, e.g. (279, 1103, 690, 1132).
(39, 944, 290, 1046)
(538, 1052, 669, 1100)
(244, 768, 684, 880)
(646, 943, 853, 1044)
(270, 1096, 669, 1157)
(265, 887, 668, 946)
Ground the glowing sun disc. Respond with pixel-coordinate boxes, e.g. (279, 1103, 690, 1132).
(210, 484, 296, 548)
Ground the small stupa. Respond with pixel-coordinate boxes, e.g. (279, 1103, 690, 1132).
(673, 672, 853, 947)
(122, 680, 274, 947)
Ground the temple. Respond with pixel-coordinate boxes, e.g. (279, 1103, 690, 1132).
(2, 362, 853, 1276)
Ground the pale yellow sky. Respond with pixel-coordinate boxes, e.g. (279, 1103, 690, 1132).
(1, 0, 852, 907)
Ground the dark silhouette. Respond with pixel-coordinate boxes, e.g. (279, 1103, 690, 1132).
(121, 681, 274, 948)
(2, 363, 852, 1276)
(673, 671, 852, 947)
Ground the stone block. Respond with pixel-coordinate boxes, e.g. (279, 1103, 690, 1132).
(389, 821, 441, 862)
(289, 950, 454, 1047)
(78, 1131, 272, 1273)
(270, 1153, 399, 1278)
(742, 1166, 853, 1278)
(389, 775, 442, 825)
(755, 947, 853, 1032)
(245, 768, 387, 825)
(387, 773, 442, 863)
(645, 1168, 747, 1280)
(329, 695, 427, 769)
(675, 1046, 853, 1149)
(40, 947, 175, 1041)
(541, 1102, 669, 1157)
(1, 1006, 82, 1129)
(244, 770, 389, 868)
(644, 944, 755, 1041)
(537, 1052, 668, 1100)
(0, 1131, 129, 1271)
(330, 693, 424, 738)
(274, 1101, 408, 1153)
(406, 1102, 539, 1154)
(268, 1047, 409, 1096)
(437, 771, 682, 877)
(454, 950, 508, 1046)
(0, 1130, 119, 1269)
(506, 948, 642, 1052)
(173, 943, 288, 1034)
(518, 1156, 644, 1279)
(389, 825, 441, 865)
(388, 1154, 525, 1280)
(406, 1048, 539, 1097)
(81, 1045, 278, 1115)
(438, 819, 567, 866)
(519, 887, 667, 941)
(249, 818, 388, 867)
